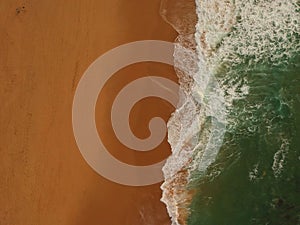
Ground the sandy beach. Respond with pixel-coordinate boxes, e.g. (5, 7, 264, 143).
(0, 0, 177, 224)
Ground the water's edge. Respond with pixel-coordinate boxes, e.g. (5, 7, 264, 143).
(161, 1, 300, 225)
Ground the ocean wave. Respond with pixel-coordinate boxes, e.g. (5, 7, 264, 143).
(161, 0, 300, 225)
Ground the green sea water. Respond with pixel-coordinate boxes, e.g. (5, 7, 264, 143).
(188, 56, 300, 225)
(160, 1, 300, 224)
(187, 1, 300, 224)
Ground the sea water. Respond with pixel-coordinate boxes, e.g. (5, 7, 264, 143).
(160, 1, 300, 224)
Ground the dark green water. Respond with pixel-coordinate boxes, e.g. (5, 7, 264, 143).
(159, 1, 300, 224)
(187, 55, 300, 224)
(184, 0, 300, 223)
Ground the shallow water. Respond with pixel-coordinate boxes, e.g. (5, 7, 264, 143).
(161, 1, 300, 224)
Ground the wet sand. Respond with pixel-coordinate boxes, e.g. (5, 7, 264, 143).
(0, 0, 177, 224)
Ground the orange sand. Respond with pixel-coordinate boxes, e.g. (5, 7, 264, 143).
(0, 0, 177, 224)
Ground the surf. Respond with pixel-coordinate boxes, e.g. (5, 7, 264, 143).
(160, 0, 300, 224)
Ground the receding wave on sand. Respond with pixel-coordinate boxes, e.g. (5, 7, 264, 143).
(160, 0, 300, 224)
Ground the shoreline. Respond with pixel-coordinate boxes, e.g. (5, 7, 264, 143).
(0, 0, 177, 224)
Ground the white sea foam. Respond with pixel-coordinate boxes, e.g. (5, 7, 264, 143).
(249, 163, 260, 181)
(161, 0, 300, 224)
(272, 138, 290, 178)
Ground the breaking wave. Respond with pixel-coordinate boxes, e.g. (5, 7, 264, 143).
(160, 0, 300, 224)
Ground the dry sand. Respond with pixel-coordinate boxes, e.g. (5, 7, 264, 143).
(0, 0, 177, 224)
